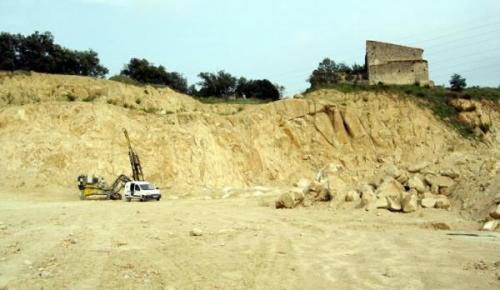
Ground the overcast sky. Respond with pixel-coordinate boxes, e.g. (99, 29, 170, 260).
(1, 0, 499, 94)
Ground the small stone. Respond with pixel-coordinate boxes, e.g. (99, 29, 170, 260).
(190, 228, 203, 236)
(24, 260, 32, 266)
(39, 270, 51, 278)
(421, 198, 437, 208)
(482, 220, 498, 231)
(0, 225, 7, 231)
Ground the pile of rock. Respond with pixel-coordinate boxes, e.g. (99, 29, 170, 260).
(276, 162, 458, 214)
(349, 163, 456, 213)
(275, 178, 332, 209)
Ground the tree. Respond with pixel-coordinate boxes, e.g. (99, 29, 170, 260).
(308, 58, 368, 88)
(308, 58, 340, 87)
(236, 79, 281, 100)
(197, 71, 237, 98)
(120, 58, 188, 93)
(0, 31, 108, 77)
(449, 74, 467, 92)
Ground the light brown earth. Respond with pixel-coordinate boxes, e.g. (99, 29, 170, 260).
(1, 193, 499, 290)
(0, 72, 500, 289)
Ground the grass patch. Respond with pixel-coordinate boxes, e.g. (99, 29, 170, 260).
(194, 97, 270, 105)
(142, 107, 157, 113)
(306, 83, 500, 139)
(109, 75, 143, 86)
(82, 95, 96, 102)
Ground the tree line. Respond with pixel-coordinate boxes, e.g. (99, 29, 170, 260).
(0, 31, 283, 100)
(0, 31, 108, 77)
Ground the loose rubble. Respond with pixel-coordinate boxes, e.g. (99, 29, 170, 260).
(276, 162, 458, 215)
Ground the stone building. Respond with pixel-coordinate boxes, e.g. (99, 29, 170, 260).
(366, 40, 432, 86)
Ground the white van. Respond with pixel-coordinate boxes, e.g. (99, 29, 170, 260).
(124, 181, 161, 202)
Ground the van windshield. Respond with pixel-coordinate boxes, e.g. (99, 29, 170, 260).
(139, 184, 155, 190)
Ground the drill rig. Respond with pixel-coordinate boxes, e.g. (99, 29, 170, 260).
(77, 129, 158, 201)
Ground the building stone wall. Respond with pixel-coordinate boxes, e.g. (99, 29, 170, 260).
(366, 41, 431, 86)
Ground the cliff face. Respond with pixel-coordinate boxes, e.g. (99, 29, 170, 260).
(0, 72, 498, 214)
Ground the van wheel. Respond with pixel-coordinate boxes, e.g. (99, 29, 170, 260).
(156, 198, 160, 201)
(126, 198, 131, 202)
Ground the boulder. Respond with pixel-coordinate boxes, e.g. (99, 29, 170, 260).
(308, 180, 332, 202)
(345, 191, 360, 202)
(439, 169, 460, 179)
(408, 161, 430, 173)
(482, 220, 498, 232)
(435, 197, 451, 209)
(375, 177, 404, 209)
(376, 177, 404, 197)
(439, 187, 450, 196)
(402, 193, 418, 213)
(408, 176, 426, 193)
(387, 196, 402, 211)
(490, 204, 500, 219)
(361, 190, 376, 210)
(421, 198, 437, 208)
(431, 184, 439, 195)
(375, 197, 389, 209)
(385, 164, 402, 178)
(275, 191, 305, 209)
(425, 175, 455, 188)
(360, 184, 375, 196)
(396, 171, 409, 185)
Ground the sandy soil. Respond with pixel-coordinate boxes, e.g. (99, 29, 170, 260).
(0, 194, 499, 290)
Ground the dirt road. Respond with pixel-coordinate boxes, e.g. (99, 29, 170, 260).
(0, 194, 499, 290)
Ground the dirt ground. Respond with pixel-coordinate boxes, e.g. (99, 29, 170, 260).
(0, 193, 499, 290)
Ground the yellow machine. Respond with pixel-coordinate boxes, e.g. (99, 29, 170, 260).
(77, 174, 129, 200)
(76, 129, 143, 201)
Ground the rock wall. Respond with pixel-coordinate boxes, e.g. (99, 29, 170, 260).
(0, 73, 498, 212)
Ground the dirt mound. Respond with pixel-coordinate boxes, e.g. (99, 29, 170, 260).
(0, 72, 499, 219)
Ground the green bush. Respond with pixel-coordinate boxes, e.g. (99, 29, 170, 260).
(109, 75, 142, 86)
(82, 95, 96, 102)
